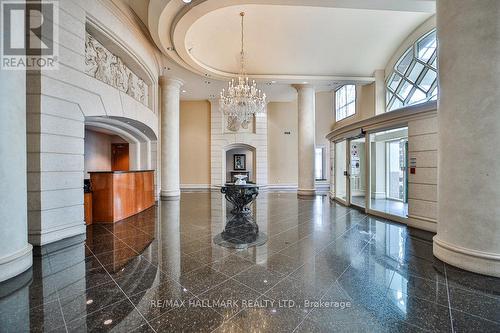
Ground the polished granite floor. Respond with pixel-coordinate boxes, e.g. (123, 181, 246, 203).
(1, 192, 499, 332)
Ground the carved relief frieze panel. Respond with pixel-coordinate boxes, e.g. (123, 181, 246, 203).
(85, 32, 149, 107)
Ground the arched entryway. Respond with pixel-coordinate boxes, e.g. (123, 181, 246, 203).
(222, 143, 257, 184)
(84, 116, 158, 193)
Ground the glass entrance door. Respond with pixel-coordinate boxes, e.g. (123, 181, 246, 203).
(334, 140, 348, 204)
(386, 139, 407, 201)
(368, 127, 409, 218)
(349, 137, 366, 208)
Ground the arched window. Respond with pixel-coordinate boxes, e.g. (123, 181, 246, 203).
(386, 29, 438, 111)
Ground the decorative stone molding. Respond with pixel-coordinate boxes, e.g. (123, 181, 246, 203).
(210, 100, 268, 187)
(85, 32, 149, 107)
(225, 115, 254, 133)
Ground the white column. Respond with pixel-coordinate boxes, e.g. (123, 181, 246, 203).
(159, 77, 183, 200)
(433, 0, 500, 277)
(374, 69, 386, 115)
(294, 85, 316, 196)
(0, 67, 33, 282)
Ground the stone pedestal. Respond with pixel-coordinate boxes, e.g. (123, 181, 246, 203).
(215, 185, 266, 248)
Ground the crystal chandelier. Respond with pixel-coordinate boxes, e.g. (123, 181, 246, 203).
(219, 12, 266, 130)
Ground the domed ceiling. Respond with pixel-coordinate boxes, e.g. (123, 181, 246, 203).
(184, 5, 432, 77)
(134, 0, 435, 100)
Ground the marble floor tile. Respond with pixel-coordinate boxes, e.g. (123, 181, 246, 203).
(2, 192, 499, 332)
(447, 285, 500, 324)
(196, 278, 260, 318)
(0, 300, 66, 333)
(451, 309, 500, 333)
(232, 265, 285, 294)
(264, 276, 325, 309)
(214, 306, 307, 333)
(208, 254, 255, 277)
(148, 305, 224, 333)
(177, 264, 231, 296)
(65, 299, 147, 333)
(59, 281, 127, 322)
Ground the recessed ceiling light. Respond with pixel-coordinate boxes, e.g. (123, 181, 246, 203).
(182, 0, 192, 3)
(182, 90, 187, 93)
(302, 81, 308, 84)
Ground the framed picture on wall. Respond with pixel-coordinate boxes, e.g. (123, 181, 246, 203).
(234, 154, 246, 170)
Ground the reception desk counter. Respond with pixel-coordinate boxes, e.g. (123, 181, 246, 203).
(89, 170, 155, 223)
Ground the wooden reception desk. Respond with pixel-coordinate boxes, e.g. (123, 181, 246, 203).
(89, 170, 155, 223)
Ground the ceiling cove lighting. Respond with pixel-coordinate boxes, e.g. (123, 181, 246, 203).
(219, 12, 266, 127)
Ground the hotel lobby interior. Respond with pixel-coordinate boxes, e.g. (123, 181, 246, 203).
(0, 0, 499, 332)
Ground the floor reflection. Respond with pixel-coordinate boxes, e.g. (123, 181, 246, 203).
(0, 192, 498, 332)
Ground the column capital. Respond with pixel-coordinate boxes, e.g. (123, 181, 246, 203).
(292, 84, 315, 92)
(159, 76, 184, 89)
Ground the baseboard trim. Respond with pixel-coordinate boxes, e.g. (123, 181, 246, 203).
(266, 184, 298, 192)
(407, 214, 437, 232)
(433, 237, 500, 277)
(0, 244, 33, 283)
(29, 222, 86, 246)
(181, 184, 211, 192)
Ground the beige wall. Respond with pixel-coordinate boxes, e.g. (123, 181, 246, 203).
(333, 83, 376, 129)
(84, 129, 111, 177)
(407, 115, 438, 232)
(267, 100, 299, 185)
(84, 129, 127, 178)
(180, 101, 211, 186)
(315, 92, 334, 146)
(267, 93, 334, 186)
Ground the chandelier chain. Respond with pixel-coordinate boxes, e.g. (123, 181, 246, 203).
(219, 11, 267, 131)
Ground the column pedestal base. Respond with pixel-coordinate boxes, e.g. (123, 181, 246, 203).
(160, 189, 180, 201)
(433, 236, 500, 278)
(0, 244, 33, 283)
(297, 189, 316, 197)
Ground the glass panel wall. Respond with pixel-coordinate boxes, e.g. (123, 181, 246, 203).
(334, 140, 347, 202)
(350, 138, 366, 208)
(315, 147, 325, 180)
(369, 127, 409, 217)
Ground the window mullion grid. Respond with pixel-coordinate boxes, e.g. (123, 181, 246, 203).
(386, 28, 438, 111)
(415, 67, 429, 91)
(426, 80, 439, 100)
(404, 85, 418, 105)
